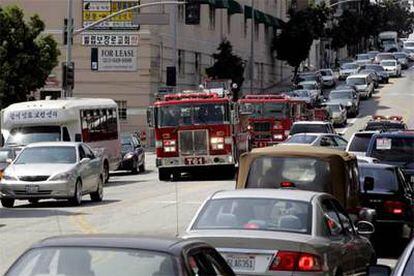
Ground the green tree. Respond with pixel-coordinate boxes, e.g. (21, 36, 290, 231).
(206, 39, 245, 100)
(272, 5, 330, 76)
(0, 6, 60, 108)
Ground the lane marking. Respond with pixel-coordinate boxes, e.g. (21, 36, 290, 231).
(70, 214, 98, 234)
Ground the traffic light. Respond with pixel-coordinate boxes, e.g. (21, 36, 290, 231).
(62, 62, 75, 90)
(63, 18, 73, 45)
(166, 66, 176, 86)
(185, 0, 200, 25)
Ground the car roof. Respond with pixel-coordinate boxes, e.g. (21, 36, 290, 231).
(358, 163, 396, 169)
(372, 131, 414, 137)
(250, 144, 353, 159)
(347, 74, 368, 78)
(25, 142, 81, 148)
(30, 235, 205, 256)
(210, 189, 325, 202)
(293, 121, 330, 125)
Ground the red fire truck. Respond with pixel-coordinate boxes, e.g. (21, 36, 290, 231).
(238, 94, 312, 148)
(147, 90, 249, 181)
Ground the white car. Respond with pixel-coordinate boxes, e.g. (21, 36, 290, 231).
(319, 68, 336, 88)
(346, 74, 375, 99)
(380, 59, 401, 77)
(339, 62, 359, 80)
(346, 131, 378, 156)
(289, 121, 336, 137)
(284, 133, 348, 150)
(297, 81, 322, 100)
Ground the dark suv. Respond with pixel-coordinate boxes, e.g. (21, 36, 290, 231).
(359, 163, 413, 241)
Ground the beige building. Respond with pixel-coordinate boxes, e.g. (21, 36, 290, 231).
(1, 0, 291, 132)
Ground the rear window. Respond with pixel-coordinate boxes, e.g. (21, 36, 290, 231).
(359, 167, 399, 193)
(369, 136, 414, 163)
(246, 156, 331, 191)
(348, 133, 374, 152)
(290, 124, 329, 135)
(365, 122, 405, 131)
(286, 135, 317, 144)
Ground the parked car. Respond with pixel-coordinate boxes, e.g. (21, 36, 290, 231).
(0, 142, 104, 207)
(289, 121, 336, 136)
(356, 53, 372, 65)
(346, 74, 375, 99)
(0, 147, 17, 178)
(328, 89, 359, 117)
(284, 133, 349, 150)
(374, 52, 396, 64)
(4, 235, 235, 276)
(339, 62, 359, 80)
(184, 189, 376, 275)
(359, 69, 380, 88)
(346, 131, 378, 156)
(118, 134, 145, 174)
(236, 145, 364, 217)
(366, 131, 414, 186)
(359, 163, 414, 242)
(380, 59, 402, 77)
(393, 52, 409, 69)
(359, 64, 389, 83)
(319, 68, 336, 88)
(367, 238, 414, 275)
(324, 103, 347, 126)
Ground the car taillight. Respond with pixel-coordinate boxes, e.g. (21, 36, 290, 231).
(269, 251, 322, 272)
(384, 201, 405, 215)
(280, 181, 295, 188)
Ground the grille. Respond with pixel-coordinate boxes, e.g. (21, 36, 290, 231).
(179, 130, 208, 156)
(19, 176, 50, 182)
(253, 122, 271, 132)
(14, 190, 52, 195)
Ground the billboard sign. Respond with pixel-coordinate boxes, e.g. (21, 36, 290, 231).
(92, 47, 138, 71)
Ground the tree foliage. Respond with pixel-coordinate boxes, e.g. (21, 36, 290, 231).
(0, 6, 60, 108)
(206, 39, 245, 100)
(272, 5, 330, 75)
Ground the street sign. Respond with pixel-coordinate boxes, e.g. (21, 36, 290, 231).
(92, 47, 138, 71)
(82, 0, 140, 30)
(82, 32, 139, 46)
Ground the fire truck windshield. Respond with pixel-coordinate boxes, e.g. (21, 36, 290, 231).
(157, 103, 228, 127)
(241, 102, 288, 119)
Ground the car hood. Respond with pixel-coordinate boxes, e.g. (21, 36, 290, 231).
(6, 163, 77, 177)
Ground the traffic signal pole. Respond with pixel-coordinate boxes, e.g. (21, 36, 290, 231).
(65, 0, 73, 98)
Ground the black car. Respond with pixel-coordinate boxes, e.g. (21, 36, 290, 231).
(118, 134, 145, 174)
(292, 72, 322, 86)
(358, 64, 389, 83)
(363, 120, 407, 132)
(359, 163, 413, 241)
(0, 147, 17, 174)
(5, 235, 235, 276)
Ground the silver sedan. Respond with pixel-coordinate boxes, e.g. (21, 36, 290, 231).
(0, 142, 103, 207)
(183, 189, 376, 275)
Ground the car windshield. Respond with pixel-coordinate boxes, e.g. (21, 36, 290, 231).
(290, 124, 328, 135)
(365, 65, 384, 72)
(300, 83, 316, 90)
(320, 70, 332, 76)
(357, 54, 370, 60)
(246, 156, 331, 191)
(378, 54, 394, 60)
(157, 103, 228, 127)
(359, 167, 399, 194)
(5, 247, 177, 276)
(193, 197, 311, 234)
(330, 92, 352, 99)
(285, 134, 317, 144)
(0, 150, 12, 162)
(348, 133, 374, 152)
(342, 63, 358, 69)
(240, 102, 289, 119)
(365, 122, 405, 131)
(394, 53, 406, 58)
(14, 146, 77, 164)
(347, 78, 366, 85)
(298, 74, 317, 82)
(370, 137, 414, 163)
(326, 105, 341, 112)
(5, 126, 61, 146)
(381, 61, 396, 66)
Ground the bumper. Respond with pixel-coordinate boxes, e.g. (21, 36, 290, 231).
(156, 154, 235, 168)
(118, 158, 134, 170)
(0, 179, 76, 199)
(386, 70, 398, 77)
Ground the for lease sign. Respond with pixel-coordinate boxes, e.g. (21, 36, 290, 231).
(97, 47, 137, 71)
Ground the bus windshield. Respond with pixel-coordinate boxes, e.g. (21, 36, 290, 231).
(241, 102, 289, 119)
(157, 103, 229, 127)
(5, 126, 61, 146)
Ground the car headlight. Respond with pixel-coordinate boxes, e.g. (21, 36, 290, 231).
(50, 171, 75, 181)
(123, 153, 134, 159)
(211, 137, 225, 150)
(273, 134, 284, 140)
(347, 102, 352, 106)
(2, 174, 17, 181)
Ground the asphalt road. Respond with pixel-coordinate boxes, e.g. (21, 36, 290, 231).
(0, 66, 413, 274)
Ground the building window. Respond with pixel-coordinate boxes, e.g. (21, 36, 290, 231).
(209, 5, 216, 30)
(227, 14, 231, 34)
(116, 100, 127, 121)
(178, 50, 185, 76)
(195, 52, 201, 75)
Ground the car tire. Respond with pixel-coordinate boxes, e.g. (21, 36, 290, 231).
(28, 199, 39, 204)
(139, 162, 145, 173)
(69, 180, 82, 206)
(131, 159, 138, 174)
(158, 168, 171, 181)
(1, 198, 15, 208)
(103, 161, 110, 183)
(90, 176, 103, 202)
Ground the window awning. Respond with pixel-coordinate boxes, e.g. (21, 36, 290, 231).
(244, 6, 271, 24)
(227, 0, 243, 14)
(244, 5, 253, 19)
(255, 10, 266, 24)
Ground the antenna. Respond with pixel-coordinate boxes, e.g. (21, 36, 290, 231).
(174, 177, 179, 237)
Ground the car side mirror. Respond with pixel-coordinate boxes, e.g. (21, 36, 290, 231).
(80, 157, 91, 164)
(356, 220, 375, 235)
(366, 265, 391, 276)
(364, 176, 374, 192)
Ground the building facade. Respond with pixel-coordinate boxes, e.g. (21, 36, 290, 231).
(1, 0, 290, 133)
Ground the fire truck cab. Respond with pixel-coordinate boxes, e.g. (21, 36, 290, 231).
(147, 90, 249, 181)
(238, 95, 311, 148)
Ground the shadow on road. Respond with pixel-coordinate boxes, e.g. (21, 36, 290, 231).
(6, 199, 120, 210)
(105, 179, 149, 187)
(110, 169, 154, 177)
(0, 208, 84, 218)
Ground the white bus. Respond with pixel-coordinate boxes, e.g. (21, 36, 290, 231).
(0, 98, 121, 182)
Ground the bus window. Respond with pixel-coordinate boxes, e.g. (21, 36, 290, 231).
(81, 108, 118, 142)
(6, 126, 61, 146)
(63, 127, 71, 141)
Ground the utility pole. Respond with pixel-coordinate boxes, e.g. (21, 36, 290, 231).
(171, 3, 177, 92)
(65, 0, 73, 98)
(249, 0, 254, 94)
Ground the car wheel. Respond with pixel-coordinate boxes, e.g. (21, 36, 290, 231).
(139, 162, 145, 173)
(28, 199, 39, 204)
(158, 168, 171, 181)
(103, 161, 110, 183)
(90, 176, 103, 202)
(131, 159, 138, 174)
(69, 180, 82, 206)
(1, 198, 15, 208)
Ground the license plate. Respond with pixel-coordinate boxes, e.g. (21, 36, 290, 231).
(225, 254, 255, 271)
(184, 157, 205, 165)
(25, 185, 39, 194)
